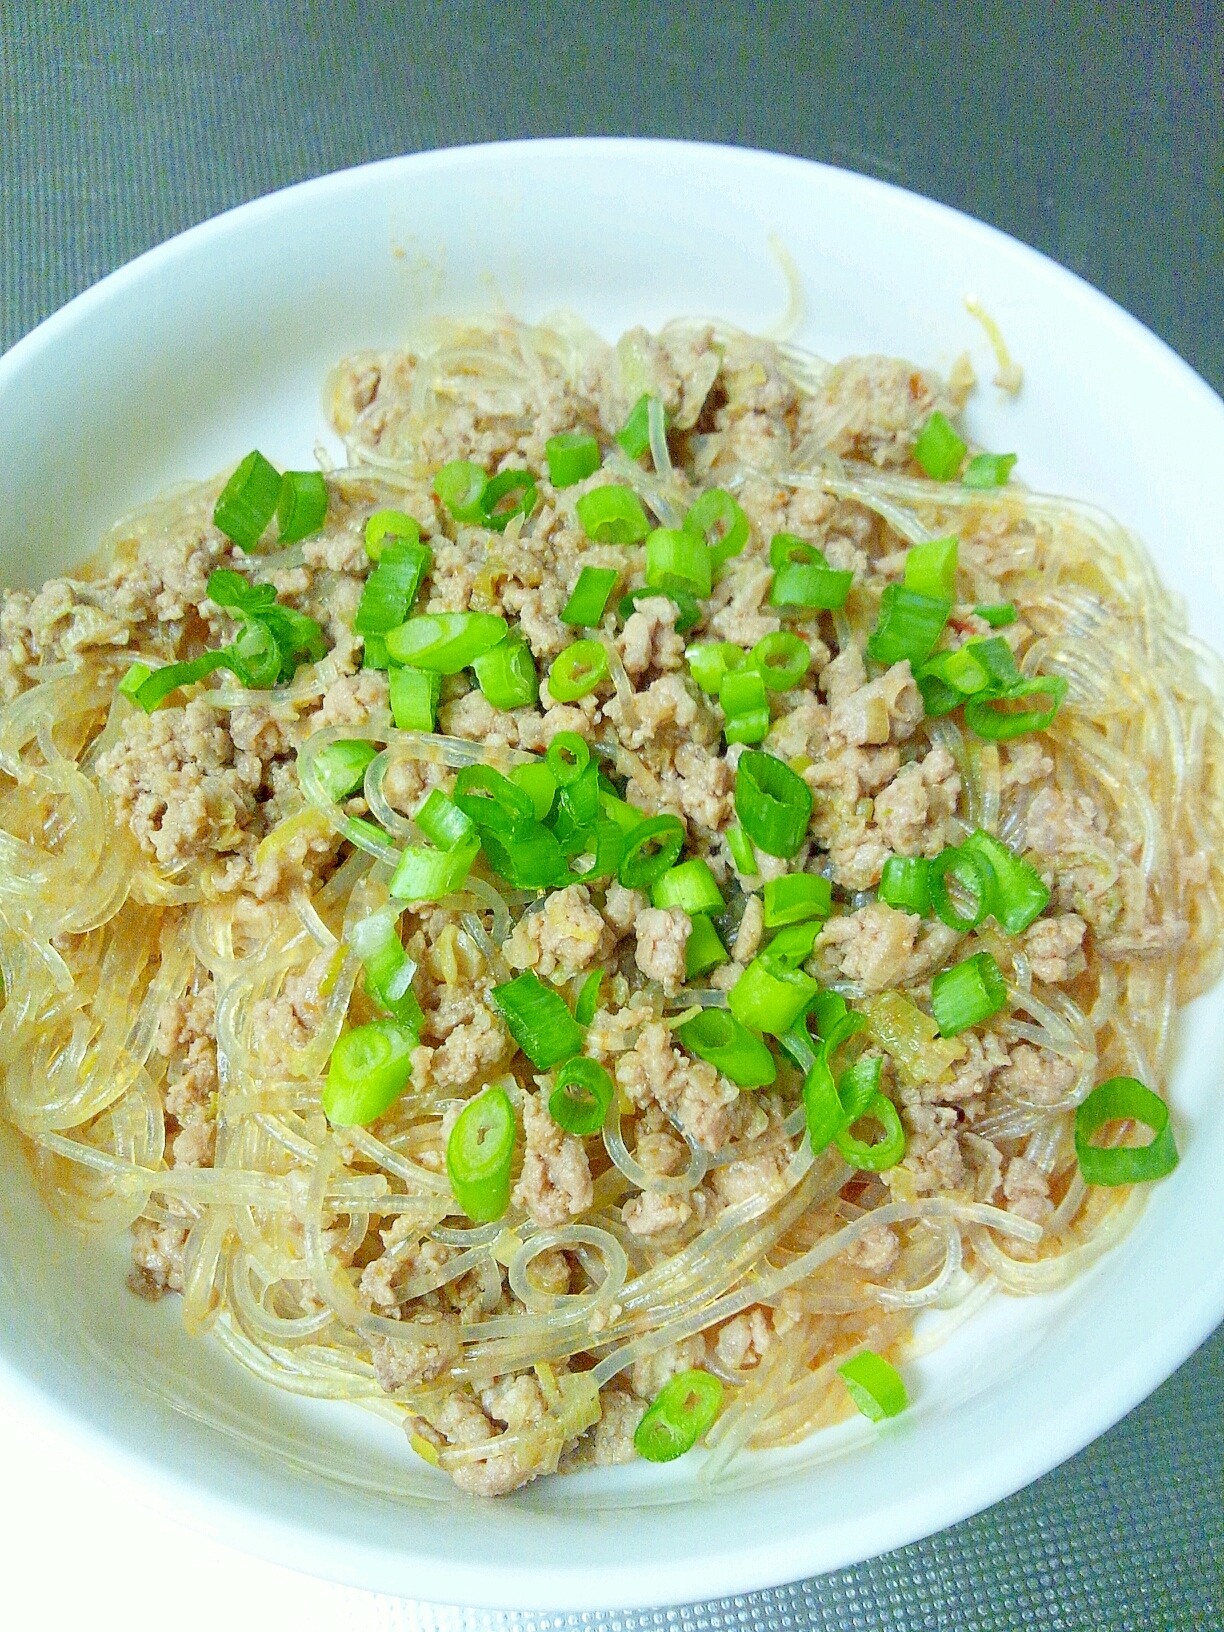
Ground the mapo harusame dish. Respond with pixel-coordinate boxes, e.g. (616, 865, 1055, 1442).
(0, 311, 1217, 1495)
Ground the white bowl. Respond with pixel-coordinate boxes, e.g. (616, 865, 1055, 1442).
(1, 139, 1222, 1612)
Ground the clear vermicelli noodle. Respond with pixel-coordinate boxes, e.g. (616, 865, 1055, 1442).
(1, 310, 1220, 1495)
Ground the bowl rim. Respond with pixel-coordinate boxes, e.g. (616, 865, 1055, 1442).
(1, 134, 1222, 1611)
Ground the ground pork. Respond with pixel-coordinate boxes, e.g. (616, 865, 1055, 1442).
(814, 903, 921, 993)
(798, 355, 954, 468)
(512, 1089, 594, 1227)
(127, 1221, 188, 1299)
(371, 1317, 459, 1390)
(615, 1020, 740, 1151)
(617, 594, 684, 678)
(872, 745, 962, 856)
(505, 884, 613, 980)
(633, 905, 691, 992)
(1025, 913, 1087, 983)
(631, 1334, 708, 1401)
(827, 661, 923, 748)
(1002, 1156, 1054, 1229)
(994, 1043, 1078, 1107)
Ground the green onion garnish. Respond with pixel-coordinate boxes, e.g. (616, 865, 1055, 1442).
(914, 411, 967, 481)
(511, 761, 557, 822)
(1074, 1077, 1179, 1186)
(866, 584, 952, 668)
(388, 666, 441, 732)
(618, 813, 685, 890)
(213, 450, 282, 548)
(362, 633, 389, 671)
(735, 750, 812, 858)
(481, 823, 568, 889)
(323, 1021, 417, 1126)
(433, 460, 488, 523)
(616, 393, 659, 460)
(452, 764, 536, 838)
(480, 468, 537, 533)
(930, 950, 1007, 1037)
(877, 855, 932, 916)
(575, 969, 603, 1026)
(974, 602, 1018, 628)
(384, 611, 508, 673)
(725, 823, 758, 876)
(959, 828, 1049, 934)
(545, 430, 601, 488)
(720, 667, 770, 745)
(730, 953, 819, 1036)
(678, 1008, 776, 1087)
(548, 639, 608, 701)
(599, 788, 644, 834)
(964, 675, 1069, 740)
(751, 630, 811, 692)
(348, 911, 424, 1031)
(685, 914, 728, 979)
(903, 535, 958, 601)
(561, 566, 619, 628)
(645, 528, 712, 599)
(683, 489, 749, 573)
(312, 739, 377, 803)
(575, 484, 650, 544)
(634, 1369, 724, 1463)
(834, 1091, 906, 1171)
(687, 641, 747, 695)
(364, 509, 421, 561)
(446, 1087, 516, 1222)
(619, 586, 702, 633)
(651, 856, 724, 915)
(353, 539, 433, 635)
(765, 919, 821, 966)
(118, 650, 235, 712)
(762, 872, 831, 927)
(388, 838, 480, 901)
(548, 1056, 614, 1137)
(473, 633, 538, 711)
(414, 788, 475, 852)
(491, 971, 584, 1070)
(768, 533, 854, 612)
(546, 731, 591, 786)
(277, 470, 329, 543)
(837, 1351, 908, 1421)
(927, 844, 993, 931)
(962, 452, 1018, 489)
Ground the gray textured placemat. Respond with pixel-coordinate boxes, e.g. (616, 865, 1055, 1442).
(2, 4, 1222, 1625)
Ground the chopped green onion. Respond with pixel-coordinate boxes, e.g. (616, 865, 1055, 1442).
(576, 819, 625, 881)
(974, 602, 1018, 628)
(388, 666, 441, 732)
(762, 872, 831, 927)
(730, 953, 819, 1036)
(481, 822, 568, 888)
(618, 814, 686, 890)
(930, 951, 1007, 1037)
(277, 470, 329, 543)
(928, 844, 993, 931)
(766, 919, 821, 966)
(388, 838, 480, 901)
(616, 393, 659, 460)
(362, 633, 389, 670)
(446, 1087, 516, 1222)
(545, 430, 601, 488)
(866, 585, 952, 668)
(837, 1053, 883, 1120)
(768, 533, 817, 570)
(964, 675, 1069, 740)
(678, 1008, 775, 1087)
(312, 739, 377, 803)
(634, 1368, 723, 1462)
(452, 764, 536, 838)
(353, 539, 433, 635)
(118, 662, 153, 698)
(575, 484, 650, 544)
(684, 489, 749, 572)
(801, 1050, 842, 1148)
(511, 761, 557, 821)
(599, 789, 644, 833)
(347, 816, 394, 849)
(1075, 1077, 1179, 1186)
(575, 970, 603, 1026)
(645, 528, 712, 599)
(119, 649, 235, 712)
(768, 536, 854, 611)
(751, 631, 811, 692)
(554, 761, 601, 833)
(904, 535, 958, 601)
(962, 452, 1018, 489)
(735, 751, 812, 858)
(687, 642, 747, 694)
(491, 971, 584, 1069)
(652, 857, 724, 915)
(213, 450, 282, 548)
(481, 468, 537, 532)
(725, 824, 758, 876)
(546, 731, 591, 786)
(414, 788, 475, 851)
(548, 640, 608, 701)
(685, 914, 728, 979)
(364, 509, 421, 561)
(348, 911, 423, 1031)
(914, 411, 967, 480)
(323, 1021, 417, 1126)
(473, 634, 538, 710)
(837, 1351, 908, 1421)
(549, 1056, 614, 1136)
(433, 460, 488, 523)
(920, 644, 994, 698)
(385, 612, 508, 673)
(960, 828, 1050, 934)
(619, 586, 702, 633)
(561, 567, 619, 627)
(877, 855, 931, 916)
(835, 1091, 906, 1171)
(720, 667, 770, 745)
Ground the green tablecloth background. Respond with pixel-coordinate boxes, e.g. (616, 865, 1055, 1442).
(2, 3, 1221, 1625)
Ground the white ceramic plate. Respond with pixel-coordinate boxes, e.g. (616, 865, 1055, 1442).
(1, 139, 1222, 1612)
